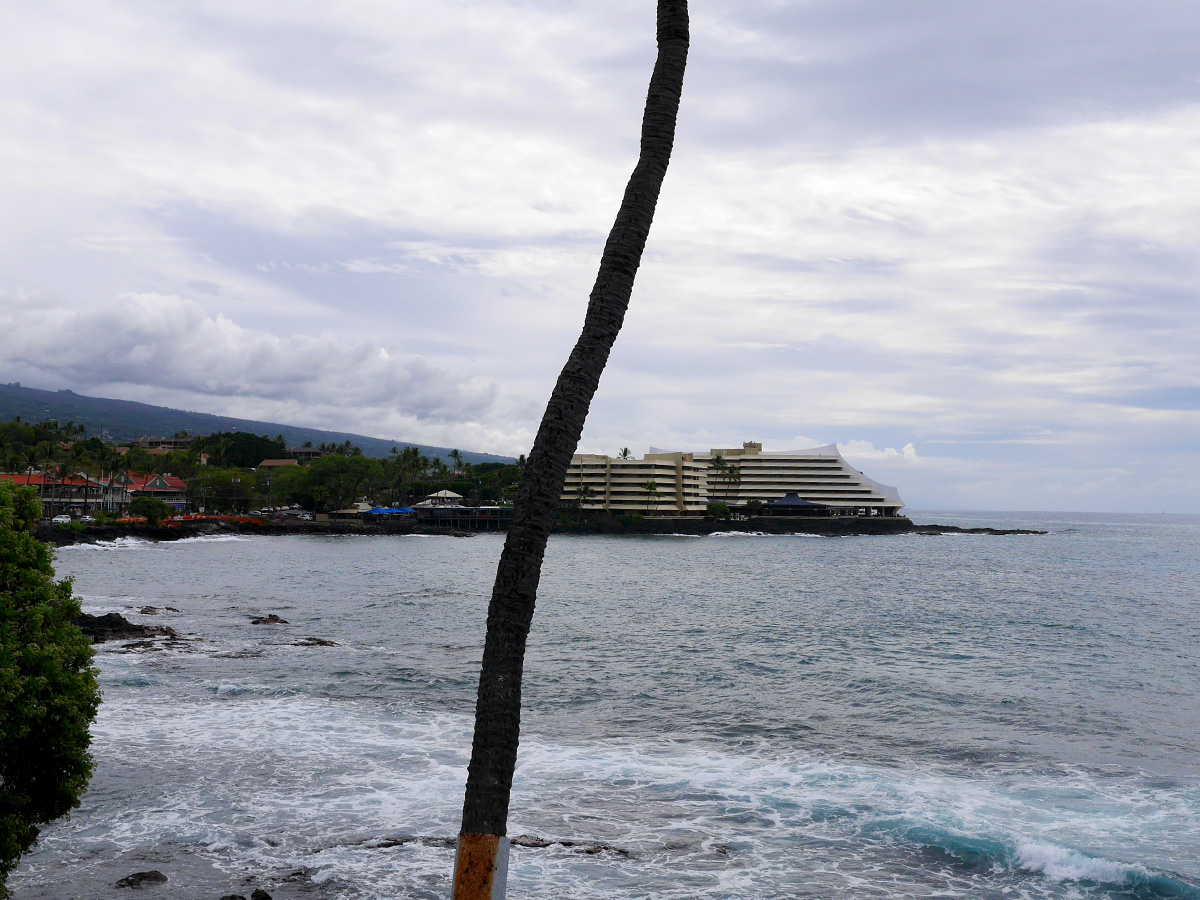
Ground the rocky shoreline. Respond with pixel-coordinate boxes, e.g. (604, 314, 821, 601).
(38, 515, 1045, 546)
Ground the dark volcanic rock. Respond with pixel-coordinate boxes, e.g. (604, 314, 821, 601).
(510, 834, 632, 857)
(115, 870, 168, 888)
(139, 606, 158, 614)
(293, 637, 337, 647)
(251, 890, 273, 900)
(74, 612, 177, 644)
(111, 639, 167, 653)
(218, 895, 247, 900)
(912, 524, 1046, 535)
(251, 614, 289, 625)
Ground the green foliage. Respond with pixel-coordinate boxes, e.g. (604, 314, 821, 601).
(745, 500, 763, 513)
(193, 431, 287, 469)
(706, 502, 731, 519)
(305, 455, 383, 511)
(185, 467, 253, 513)
(0, 483, 100, 895)
(54, 521, 86, 535)
(119, 447, 155, 474)
(127, 496, 172, 525)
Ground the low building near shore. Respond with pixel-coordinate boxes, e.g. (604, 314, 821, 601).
(416, 489, 464, 507)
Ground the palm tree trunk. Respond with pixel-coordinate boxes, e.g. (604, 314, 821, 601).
(452, 3, 688, 897)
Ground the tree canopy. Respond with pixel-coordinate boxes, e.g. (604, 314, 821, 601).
(0, 482, 99, 896)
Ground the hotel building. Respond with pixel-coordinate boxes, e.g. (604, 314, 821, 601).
(562, 451, 710, 515)
(562, 441, 904, 517)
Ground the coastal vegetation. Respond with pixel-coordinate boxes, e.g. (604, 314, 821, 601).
(0, 416, 524, 515)
(0, 483, 99, 897)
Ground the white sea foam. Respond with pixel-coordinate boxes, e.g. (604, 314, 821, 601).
(161, 534, 252, 545)
(1014, 840, 1148, 884)
(57, 536, 153, 551)
(24, 690, 1192, 900)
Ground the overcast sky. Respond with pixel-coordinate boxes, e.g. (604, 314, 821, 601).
(3, 1, 1199, 511)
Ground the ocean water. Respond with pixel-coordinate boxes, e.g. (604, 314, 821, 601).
(10, 512, 1200, 900)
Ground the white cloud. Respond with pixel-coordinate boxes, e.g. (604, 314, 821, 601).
(842, 441, 919, 463)
(0, 291, 531, 445)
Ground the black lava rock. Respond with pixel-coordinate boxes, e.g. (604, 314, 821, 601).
(73, 612, 176, 643)
(115, 870, 168, 888)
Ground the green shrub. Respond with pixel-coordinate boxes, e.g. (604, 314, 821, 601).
(0, 483, 100, 896)
(706, 502, 731, 519)
(127, 496, 173, 526)
(54, 521, 86, 535)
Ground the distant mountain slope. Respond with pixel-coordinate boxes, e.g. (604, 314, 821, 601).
(0, 382, 514, 464)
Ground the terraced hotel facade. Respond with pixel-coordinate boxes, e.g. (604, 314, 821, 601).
(562, 441, 904, 517)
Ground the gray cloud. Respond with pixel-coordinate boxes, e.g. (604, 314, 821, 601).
(1, 1, 1199, 508)
(0, 292, 499, 422)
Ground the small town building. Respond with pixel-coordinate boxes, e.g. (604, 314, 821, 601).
(112, 472, 188, 509)
(415, 490, 464, 507)
(136, 435, 194, 451)
(257, 459, 299, 469)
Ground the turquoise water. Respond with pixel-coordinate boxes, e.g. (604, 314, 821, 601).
(11, 512, 1200, 899)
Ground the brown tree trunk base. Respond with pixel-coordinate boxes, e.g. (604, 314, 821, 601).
(451, 833, 510, 900)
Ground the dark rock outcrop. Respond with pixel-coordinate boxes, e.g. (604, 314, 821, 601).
(115, 870, 168, 888)
(911, 524, 1046, 535)
(251, 890, 273, 900)
(510, 834, 632, 857)
(74, 612, 177, 644)
(293, 637, 337, 647)
(251, 614, 288, 624)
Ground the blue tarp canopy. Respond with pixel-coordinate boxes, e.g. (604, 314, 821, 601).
(364, 507, 416, 514)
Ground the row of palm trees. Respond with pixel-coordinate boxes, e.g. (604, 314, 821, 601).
(0, 420, 151, 516)
(384, 445, 484, 505)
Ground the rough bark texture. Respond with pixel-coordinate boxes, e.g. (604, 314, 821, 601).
(458, 0, 689, 840)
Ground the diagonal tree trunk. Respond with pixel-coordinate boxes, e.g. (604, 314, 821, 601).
(451, 3, 689, 897)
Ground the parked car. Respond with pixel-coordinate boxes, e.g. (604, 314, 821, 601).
(298, 513, 314, 521)
(79, 515, 96, 525)
(51, 514, 72, 524)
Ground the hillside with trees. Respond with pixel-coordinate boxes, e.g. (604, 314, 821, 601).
(0, 383, 511, 465)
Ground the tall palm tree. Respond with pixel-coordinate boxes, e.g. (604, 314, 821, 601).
(618, 446, 632, 460)
(451, 3, 689, 897)
(643, 479, 662, 516)
(723, 464, 742, 506)
(577, 482, 597, 515)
